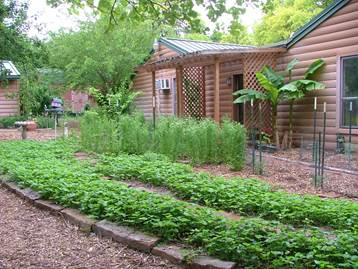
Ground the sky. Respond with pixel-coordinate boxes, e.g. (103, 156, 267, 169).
(27, 0, 263, 39)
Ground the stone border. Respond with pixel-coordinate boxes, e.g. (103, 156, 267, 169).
(0, 178, 237, 269)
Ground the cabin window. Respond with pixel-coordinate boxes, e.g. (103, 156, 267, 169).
(341, 55, 358, 128)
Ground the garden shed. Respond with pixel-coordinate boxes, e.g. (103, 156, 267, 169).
(134, 0, 358, 149)
(0, 60, 20, 117)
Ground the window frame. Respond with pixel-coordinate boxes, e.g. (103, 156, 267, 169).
(340, 55, 358, 129)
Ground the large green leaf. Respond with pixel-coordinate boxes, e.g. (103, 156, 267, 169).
(304, 59, 325, 79)
(294, 79, 325, 92)
(260, 66, 284, 88)
(256, 72, 280, 105)
(280, 82, 303, 99)
(233, 89, 267, 103)
(286, 58, 300, 73)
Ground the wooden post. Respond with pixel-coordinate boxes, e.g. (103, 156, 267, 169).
(151, 70, 156, 128)
(176, 66, 183, 116)
(214, 60, 220, 122)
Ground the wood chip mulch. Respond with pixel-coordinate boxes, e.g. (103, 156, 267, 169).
(194, 153, 358, 201)
(0, 187, 179, 269)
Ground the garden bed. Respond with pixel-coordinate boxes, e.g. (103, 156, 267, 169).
(194, 151, 358, 200)
(1, 139, 357, 268)
(269, 147, 358, 171)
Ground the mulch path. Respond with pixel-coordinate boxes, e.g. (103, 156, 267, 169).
(270, 148, 358, 171)
(0, 187, 179, 269)
(194, 153, 358, 200)
(0, 129, 60, 141)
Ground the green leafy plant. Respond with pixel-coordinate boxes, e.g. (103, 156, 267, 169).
(234, 58, 325, 148)
(0, 139, 357, 268)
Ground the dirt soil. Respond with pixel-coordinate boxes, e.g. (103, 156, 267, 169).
(0, 129, 62, 141)
(0, 187, 179, 269)
(270, 148, 358, 171)
(194, 152, 358, 200)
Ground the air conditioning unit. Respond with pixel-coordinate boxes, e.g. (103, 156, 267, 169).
(156, 79, 170, 90)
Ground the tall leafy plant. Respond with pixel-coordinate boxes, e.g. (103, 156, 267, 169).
(281, 59, 325, 147)
(234, 58, 325, 147)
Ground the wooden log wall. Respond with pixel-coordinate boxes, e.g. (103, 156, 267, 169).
(277, 0, 358, 149)
(0, 80, 20, 117)
(205, 59, 244, 119)
(133, 44, 177, 118)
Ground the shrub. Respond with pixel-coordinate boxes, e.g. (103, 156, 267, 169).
(0, 115, 28, 128)
(35, 116, 55, 129)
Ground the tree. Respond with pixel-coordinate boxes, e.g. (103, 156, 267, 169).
(234, 59, 325, 148)
(253, 0, 334, 45)
(48, 18, 156, 96)
(47, 0, 259, 32)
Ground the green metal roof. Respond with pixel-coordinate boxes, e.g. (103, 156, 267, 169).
(286, 0, 350, 48)
(159, 37, 255, 54)
(0, 60, 20, 80)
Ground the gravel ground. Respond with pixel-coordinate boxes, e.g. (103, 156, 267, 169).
(0, 187, 179, 269)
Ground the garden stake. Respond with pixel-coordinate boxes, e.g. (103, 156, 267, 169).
(321, 102, 327, 188)
(348, 101, 352, 168)
(313, 132, 318, 188)
(251, 99, 255, 174)
(312, 97, 317, 163)
(317, 132, 322, 187)
(299, 136, 304, 160)
(252, 128, 256, 174)
(259, 102, 263, 175)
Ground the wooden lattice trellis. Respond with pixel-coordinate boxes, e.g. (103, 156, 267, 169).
(182, 66, 206, 118)
(243, 52, 278, 132)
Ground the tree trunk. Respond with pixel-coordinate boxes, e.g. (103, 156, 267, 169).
(288, 100, 294, 149)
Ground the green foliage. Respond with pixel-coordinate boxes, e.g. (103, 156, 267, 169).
(0, 139, 357, 268)
(80, 111, 121, 154)
(96, 153, 358, 230)
(80, 113, 246, 169)
(253, 0, 334, 45)
(89, 82, 140, 117)
(48, 17, 155, 95)
(35, 115, 55, 129)
(0, 115, 27, 128)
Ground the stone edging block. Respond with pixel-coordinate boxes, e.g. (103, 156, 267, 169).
(152, 244, 185, 264)
(2, 179, 238, 268)
(33, 199, 64, 214)
(189, 256, 237, 269)
(61, 208, 96, 233)
(94, 220, 160, 253)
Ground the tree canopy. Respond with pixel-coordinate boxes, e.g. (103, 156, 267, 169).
(48, 18, 156, 94)
(253, 0, 334, 45)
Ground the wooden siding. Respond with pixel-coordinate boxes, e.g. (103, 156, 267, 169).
(205, 60, 243, 119)
(133, 43, 176, 118)
(277, 0, 358, 149)
(0, 80, 20, 117)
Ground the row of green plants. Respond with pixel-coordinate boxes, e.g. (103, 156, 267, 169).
(0, 139, 357, 268)
(95, 153, 358, 230)
(80, 112, 246, 170)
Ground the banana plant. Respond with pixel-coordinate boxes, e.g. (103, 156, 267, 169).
(281, 59, 325, 148)
(233, 58, 325, 148)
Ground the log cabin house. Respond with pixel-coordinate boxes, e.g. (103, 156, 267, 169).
(134, 0, 358, 149)
(0, 61, 20, 117)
